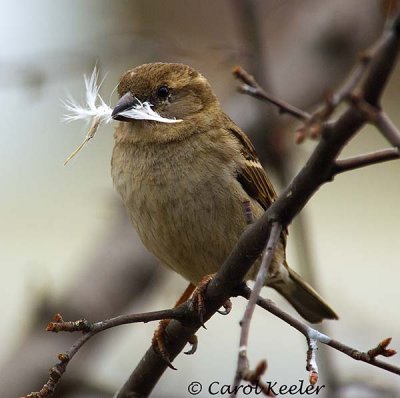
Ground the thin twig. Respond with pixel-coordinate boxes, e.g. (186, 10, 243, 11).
(22, 307, 188, 398)
(239, 286, 400, 377)
(295, 20, 400, 144)
(307, 43, 378, 126)
(348, 95, 400, 148)
(375, 112, 400, 148)
(231, 223, 282, 397)
(329, 52, 372, 108)
(334, 148, 400, 174)
(233, 66, 311, 121)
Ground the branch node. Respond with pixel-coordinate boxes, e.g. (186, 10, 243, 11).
(46, 314, 92, 333)
(57, 353, 70, 363)
(368, 337, 397, 359)
(48, 366, 62, 383)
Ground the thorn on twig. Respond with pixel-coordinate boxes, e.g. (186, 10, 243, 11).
(46, 313, 92, 333)
(368, 337, 397, 359)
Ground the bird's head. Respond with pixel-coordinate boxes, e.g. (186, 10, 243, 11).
(112, 63, 221, 143)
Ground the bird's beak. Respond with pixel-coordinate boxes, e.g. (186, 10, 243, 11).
(111, 91, 141, 121)
(111, 91, 182, 124)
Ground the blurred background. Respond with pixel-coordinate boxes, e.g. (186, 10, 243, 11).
(1, 1, 399, 397)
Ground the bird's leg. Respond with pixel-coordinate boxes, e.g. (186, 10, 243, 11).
(152, 275, 233, 368)
(152, 282, 196, 368)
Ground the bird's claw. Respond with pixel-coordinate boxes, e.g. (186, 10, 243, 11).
(184, 334, 198, 355)
(191, 274, 215, 328)
(152, 275, 220, 364)
(217, 299, 232, 315)
(152, 319, 177, 370)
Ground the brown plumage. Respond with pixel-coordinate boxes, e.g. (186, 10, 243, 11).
(111, 62, 338, 323)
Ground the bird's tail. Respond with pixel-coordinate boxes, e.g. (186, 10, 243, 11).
(272, 266, 338, 323)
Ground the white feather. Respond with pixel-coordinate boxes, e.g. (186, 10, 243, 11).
(62, 66, 112, 124)
(63, 66, 181, 125)
(62, 66, 182, 164)
(118, 99, 182, 123)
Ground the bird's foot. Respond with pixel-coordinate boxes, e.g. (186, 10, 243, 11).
(191, 274, 233, 324)
(152, 319, 199, 366)
(218, 298, 232, 315)
(151, 275, 232, 366)
(152, 319, 177, 370)
(191, 274, 214, 327)
(153, 315, 205, 366)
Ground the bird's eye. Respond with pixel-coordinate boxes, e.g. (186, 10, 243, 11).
(157, 85, 170, 98)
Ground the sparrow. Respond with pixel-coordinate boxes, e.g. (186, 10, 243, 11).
(110, 62, 338, 327)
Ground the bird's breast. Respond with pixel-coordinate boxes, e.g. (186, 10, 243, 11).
(111, 135, 258, 283)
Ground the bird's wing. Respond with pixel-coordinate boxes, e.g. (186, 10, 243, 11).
(228, 124, 277, 211)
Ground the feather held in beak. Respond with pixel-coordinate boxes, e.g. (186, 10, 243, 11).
(62, 66, 181, 165)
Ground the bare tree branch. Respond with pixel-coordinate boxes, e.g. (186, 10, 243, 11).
(231, 222, 282, 397)
(376, 111, 400, 147)
(239, 286, 399, 377)
(335, 148, 400, 174)
(22, 10, 400, 398)
(115, 11, 400, 398)
(22, 307, 190, 398)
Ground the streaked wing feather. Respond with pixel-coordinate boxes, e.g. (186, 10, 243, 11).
(228, 126, 277, 210)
